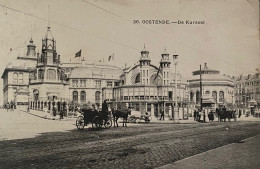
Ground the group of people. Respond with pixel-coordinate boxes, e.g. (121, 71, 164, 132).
(43, 104, 67, 120)
(193, 109, 206, 123)
(4, 102, 15, 112)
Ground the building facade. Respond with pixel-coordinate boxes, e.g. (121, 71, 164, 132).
(1, 38, 37, 108)
(234, 69, 260, 113)
(2, 26, 189, 119)
(103, 47, 189, 119)
(188, 63, 235, 110)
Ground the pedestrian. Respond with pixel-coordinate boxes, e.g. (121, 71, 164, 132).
(6, 102, 10, 112)
(197, 109, 201, 122)
(60, 108, 64, 120)
(43, 105, 48, 119)
(193, 109, 197, 121)
(203, 110, 206, 123)
(233, 110, 237, 122)
(198, 109, 203, 122)
(208, 110, 214, 122)
(160, 108, 164, 120)
(102, 100, 109, 124)
(238, 110, 242, 118)
(53, 105, 57, 117)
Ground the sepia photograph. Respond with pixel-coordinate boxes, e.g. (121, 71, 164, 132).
(0, 0, 259, 168)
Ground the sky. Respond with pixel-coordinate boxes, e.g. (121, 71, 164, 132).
(0, 0, 259, 84)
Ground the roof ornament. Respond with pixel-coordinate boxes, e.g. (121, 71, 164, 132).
(163, 46, 168, 54)
(204, 62, 208, 69)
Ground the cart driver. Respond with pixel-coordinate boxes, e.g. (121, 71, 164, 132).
(102, 100, 109, 124)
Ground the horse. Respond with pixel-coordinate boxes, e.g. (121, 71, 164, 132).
(112, 108, 131, 127)
(218, 110, 236, 122)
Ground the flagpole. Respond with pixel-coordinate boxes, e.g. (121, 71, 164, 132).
(113, 53, 115, 66)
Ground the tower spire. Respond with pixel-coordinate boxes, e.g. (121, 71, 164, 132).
(47, 4, 50, 29)
(30, 24, 33, 40)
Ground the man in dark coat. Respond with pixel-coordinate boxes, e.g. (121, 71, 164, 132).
(193, 109, 197, 121)
(160, 108, 164, 120)
(102, 100, 109, 124)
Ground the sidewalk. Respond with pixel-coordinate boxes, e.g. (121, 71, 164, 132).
(150, 117, 197, 124)
(20, 109, 76, 121)
(157, 135, 260, 169)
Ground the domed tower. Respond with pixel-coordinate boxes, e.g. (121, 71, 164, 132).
(39, 26, 60, 65)
(160, 48, 171, 86)
(35, 26, 61, 82)
(139, 45, 151, 85)
(26, 38, 36, 57)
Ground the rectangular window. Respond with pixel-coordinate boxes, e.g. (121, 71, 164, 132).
(95, 80, 101, 87)
(107, 81, 112, 87)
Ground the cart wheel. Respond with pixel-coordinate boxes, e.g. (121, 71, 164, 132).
(104, 119, 112, 128)
(136, 119, 140, 123)
(95, 118, 102, 128)
(76, 116, 85, 130)
(92, 116, 102, 128)
(92, 116, 98, 128)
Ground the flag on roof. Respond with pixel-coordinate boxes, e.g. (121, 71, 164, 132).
(75, 50, 81, 57)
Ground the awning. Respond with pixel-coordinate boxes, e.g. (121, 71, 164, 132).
(249, 99, 257, 106)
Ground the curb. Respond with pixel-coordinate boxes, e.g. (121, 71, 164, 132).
(156, 134, 260, 169)
(20, 109, 63, 121)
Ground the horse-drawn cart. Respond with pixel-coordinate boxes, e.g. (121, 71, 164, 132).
(128, 111, 150, 123)
(76, 108, 112, 130)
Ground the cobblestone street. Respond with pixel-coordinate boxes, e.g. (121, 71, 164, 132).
(0, 110, 259, 169)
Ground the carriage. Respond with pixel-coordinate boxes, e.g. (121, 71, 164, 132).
(218, 110, 237, 122)
(128, 111, 150, 123)
(76, 108, 112, 130)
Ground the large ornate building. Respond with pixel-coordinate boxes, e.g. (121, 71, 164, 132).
(188, 63, 235, 109)
(1, 25, 122, 110)
(103, 47, 189, 118)
(2, 25, 189, 120)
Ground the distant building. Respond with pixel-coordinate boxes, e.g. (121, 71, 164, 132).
(1, 38, 37, 108)
(234, 69, 260, 113)
(188, 63, 235, 110)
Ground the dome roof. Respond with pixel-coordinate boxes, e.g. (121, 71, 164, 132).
(192, 63, 220, 75)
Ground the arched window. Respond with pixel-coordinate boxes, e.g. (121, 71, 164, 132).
(95, 91, 101, 104)
(73, 91, 78, 102)
(33, 89, 39, 101)
(47, 69, 56, 80)
(205, 90, 210, 95)
(80, 91, 86, 102)
(212, 91, 217, 103)
(196, 91, 200, 104)
(13, 73, 18, 83)
(219, 91, 224, 102)
(38, 69, 44, 80)
(135, 73, 140, 83)
(18, 73, 23, 84)
(190, 92, 194, 102)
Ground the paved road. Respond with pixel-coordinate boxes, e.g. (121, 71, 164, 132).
(158, 135, 260, 169)
(0, 110, 259, 169)
(0, 109, 75, 140)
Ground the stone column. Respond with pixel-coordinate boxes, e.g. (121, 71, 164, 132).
(151, 104, 154, 119)
(169, 105, 172, 118)
(50, 101, 53, 115)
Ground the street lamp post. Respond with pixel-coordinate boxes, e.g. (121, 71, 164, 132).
(173, 54, 179, 122)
